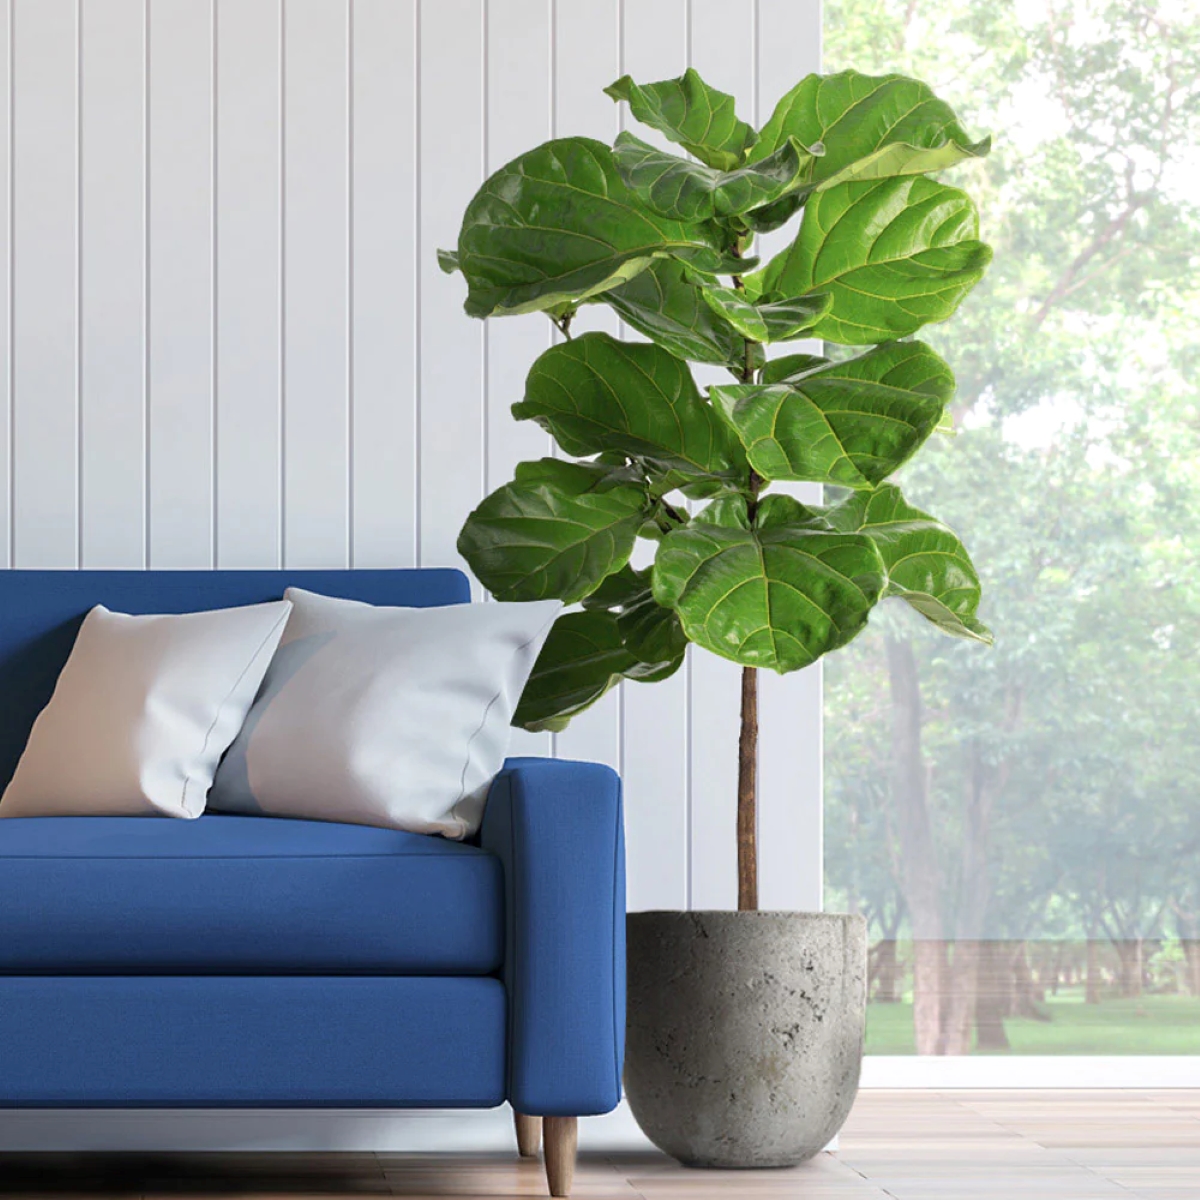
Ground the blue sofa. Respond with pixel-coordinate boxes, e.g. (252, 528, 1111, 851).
(0, 569, 625, 1198)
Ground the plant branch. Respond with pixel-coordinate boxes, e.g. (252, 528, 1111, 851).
(738, 664, 759, 911)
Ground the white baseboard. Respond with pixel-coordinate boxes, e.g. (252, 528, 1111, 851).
(0, 1101, 651, 1154)
(861, 1055, 1200, 1088)
(9, 1057, 1185, 1154)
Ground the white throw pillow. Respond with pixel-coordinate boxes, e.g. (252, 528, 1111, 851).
(208, 589, 560, 837)
(0, 600, 292, 820)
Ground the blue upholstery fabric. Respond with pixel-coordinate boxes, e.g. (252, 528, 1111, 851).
(482, 758, 625, 1117)
(0, 976, 505, 1106)
(0, 568, 629, 1117)
(0, 813, 502, 974)
(0, 568, 468, 792)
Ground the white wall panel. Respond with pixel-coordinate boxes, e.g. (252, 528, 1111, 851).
(351, 0, 416, 569)
(483, 0, 553, 759)
(618, 0, 689, 913)
(417, 0, 483, 573)
(0, 1, 13, 569)
(147, 0, 213, 568)
(283, 0, 348, 568)
(12, 0, 77, 568)
(215, 0, 281, 568)
(757, 0, 824, 912)
(80, 0, 145, 568)
(547, 0, 624, 773)
(4, 0, 823, 915)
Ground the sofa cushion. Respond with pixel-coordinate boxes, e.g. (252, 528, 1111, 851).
(0, 976, 506, 1106)
(0, 814, 503, 975)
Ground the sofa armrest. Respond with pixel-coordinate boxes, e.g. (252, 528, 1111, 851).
(481, 757, 625, 1117)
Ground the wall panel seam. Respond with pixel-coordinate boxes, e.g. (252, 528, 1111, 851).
(346, 0, 354, 567)
(74, 0, 82, 569)
(211, 0, 219, 568)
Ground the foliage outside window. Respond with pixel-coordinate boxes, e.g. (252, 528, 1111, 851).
(824, 0, 1200, 1056)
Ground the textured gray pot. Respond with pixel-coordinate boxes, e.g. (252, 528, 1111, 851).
(625, 911, 867, 1169)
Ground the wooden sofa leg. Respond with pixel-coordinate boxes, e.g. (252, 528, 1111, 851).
(543, 1116, 578, 1198)
(514, 1111, 542, 1158)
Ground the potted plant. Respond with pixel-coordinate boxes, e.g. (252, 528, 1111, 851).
(442, 67, 992, 1169)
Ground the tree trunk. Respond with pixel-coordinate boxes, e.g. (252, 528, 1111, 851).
(1185, 940, 1200, 998)
(872, 939, 902, 1003)
(1011, 942, 1049, 1020)
(974, 940, 1012, 1051)
(1115, 939, 1144, 998)
(738, 665, 758, 912)
(1085, 934, 1102, 1004)
(884, 635, 945, 1054)
(942, 941, 981, 1055)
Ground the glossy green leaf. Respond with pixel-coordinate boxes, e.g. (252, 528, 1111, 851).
(757, 293, 833, 341)
(513, 611, 634, 732)
(701, 287, 831, 345)
(701, 286, 769, 342)
(583, 564, 688, 676)
(612, 132, 813, 223)
(513, 572, 687, 731)
(651, 493, 887, 672)
(755, 176, 993, 344)
(452, 137, 726, 319)
(514, 332, 744, 480)
(752, 70, 990, 189)
(601, 258, 742, 367)
(760, 352, 830, 385)
(456, 458, 648, 604)
(605, 68, 756, 171)
(823, 484, 992, 643)
(711, 341, 952, 487)
(437, 248, 460, 274)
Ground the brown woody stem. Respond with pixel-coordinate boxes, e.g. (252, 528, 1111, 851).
(738, 664, 759, 911)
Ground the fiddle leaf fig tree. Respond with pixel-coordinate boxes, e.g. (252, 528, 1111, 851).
(442, 68, 994, 911)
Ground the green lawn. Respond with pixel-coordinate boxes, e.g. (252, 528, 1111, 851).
(866, 990, 1200, 1055)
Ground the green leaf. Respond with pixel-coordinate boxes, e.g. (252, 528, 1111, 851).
(701, 286, 769, 341)
(514, 331, 744, 480)
(605, 68, 756, 171)
(453, 137, 726, 319)
(752, 70, 990, 189)
(437, 248, 460, 274)
(651, 493, 887, 672)
(456, 458, 648, 604)
(583, 564, 688, 677)
(611, 132, 814, 223)
(513, 610, 634, 732)
(822, 484, 992, 643)
(700, 287, 831, 345)
(710, 341, 951, 487)
(601, 258, 742, 367)
(513, 572, 687, 731)
(756, 293, 833, 342)
(755, 176, 993, 344)
(761, 352, 829, 384)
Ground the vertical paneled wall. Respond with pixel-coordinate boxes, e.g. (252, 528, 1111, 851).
(3, 0, 821, 910)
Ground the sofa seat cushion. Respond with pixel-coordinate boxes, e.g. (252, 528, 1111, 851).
(0, 814, 503, 974)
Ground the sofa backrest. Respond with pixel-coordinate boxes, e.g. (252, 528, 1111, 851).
(0, 568, 470, 793)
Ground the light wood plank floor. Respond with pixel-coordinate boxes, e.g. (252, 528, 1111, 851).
(2, 1092, 1198, 1199)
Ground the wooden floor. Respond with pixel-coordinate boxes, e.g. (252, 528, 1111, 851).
(2, 1092, 1199, 1199)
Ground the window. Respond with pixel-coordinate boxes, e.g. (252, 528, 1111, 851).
(822, 0, 1200, 1059)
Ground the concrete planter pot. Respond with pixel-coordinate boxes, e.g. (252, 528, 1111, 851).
(625, 910, 867, 1169)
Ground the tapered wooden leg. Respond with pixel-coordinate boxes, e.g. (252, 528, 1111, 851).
(514, 1111, 542, 1158)
(543, 1116, 578, 1198)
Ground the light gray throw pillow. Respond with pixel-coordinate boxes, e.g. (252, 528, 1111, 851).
(209, 589, 560, 837)
(0, 600, 293, 820)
